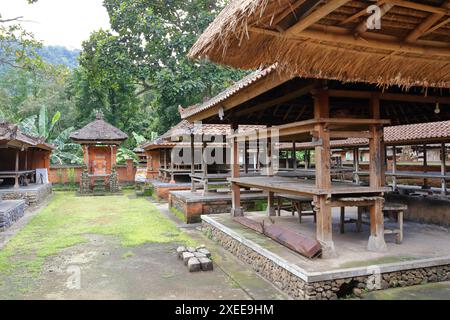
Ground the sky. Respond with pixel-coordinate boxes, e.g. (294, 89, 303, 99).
(0, 0, 111, 49)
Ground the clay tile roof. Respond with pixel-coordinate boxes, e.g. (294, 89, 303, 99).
(385, 121, 450, 144)
(70, 114, 128, 142)
(143, 120, 265, 150)
(281, 121, 450, 149)
(180, 65, 277, 119)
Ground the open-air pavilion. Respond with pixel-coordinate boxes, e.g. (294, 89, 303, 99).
(0, 121, 53, 230)
(183, 0, 450, 299)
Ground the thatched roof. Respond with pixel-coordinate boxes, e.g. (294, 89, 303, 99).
(70, 114, 128, 143)
(189, 0, 450, 89)
(0, 121, 53, 150)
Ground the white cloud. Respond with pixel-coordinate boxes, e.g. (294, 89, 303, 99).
(0, 0, 111, 49)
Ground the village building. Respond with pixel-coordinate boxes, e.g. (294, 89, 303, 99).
(69, 113, 128, 194)
(183, 0, 450, 299)
(0, 121, 53, 230)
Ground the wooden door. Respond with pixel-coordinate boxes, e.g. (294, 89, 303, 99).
(93, 153, 107, 175)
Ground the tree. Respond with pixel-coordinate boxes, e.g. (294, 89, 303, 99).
(0, 0, 42, 71)
(74, 0, 246, 137)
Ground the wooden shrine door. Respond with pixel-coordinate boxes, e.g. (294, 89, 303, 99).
(92, 152, 107, 175)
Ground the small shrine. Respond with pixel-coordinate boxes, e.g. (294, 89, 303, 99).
(70, 113, 128, 194)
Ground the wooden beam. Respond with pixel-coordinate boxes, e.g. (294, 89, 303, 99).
(272, 0, 307, 26)
(250, 26, 450, 58)
(328, 89, 450, 104)
(405, 1, 450, 43)
(384, 0, 450, 15)
(423, 17, 450, 37)
(235, 83, 314, 117)
(14, 149, 19, 189)
(329, 131, 371, 139)
(286, 0, 352, 35)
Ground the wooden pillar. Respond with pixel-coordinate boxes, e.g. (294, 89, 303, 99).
(292, 141, 297, 171)
(244, 140, 249, 174)
(25, 150, 28, 171)
(267, 133, 273, 176)
(353, 147, 360, 184)
(190, 134, 196, 192)
(392, 145, 398, 191)
(170, 146, 175, 184)
(422, 144, 429, 189)
(441, 143, 447, 195)
(368, 94, 386, 252)
(163, 148, 168, 181)
(231, 124, 242, 216)
(14, 149, 20, 189)
(201, 140, 207, 194)
(313, 88, 334, 257)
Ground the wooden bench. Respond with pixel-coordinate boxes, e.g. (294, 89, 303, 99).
(275, 194, 315, 223)
(340, 202, 406, 244)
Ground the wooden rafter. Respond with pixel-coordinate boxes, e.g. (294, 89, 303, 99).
(424, 17, 450, 36)
(339, 0, 386, 25)
(286, 0, 351, 35)
(272, 0, 307, 26)
(354, 3, 394, 36)
(383, 0, 450, 15)
(405, 1, 450, 43)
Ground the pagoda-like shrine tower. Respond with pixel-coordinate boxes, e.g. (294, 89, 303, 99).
(70, 113, 128, 194)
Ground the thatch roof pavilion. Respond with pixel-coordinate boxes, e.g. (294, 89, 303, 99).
(189, 0, 450, 89)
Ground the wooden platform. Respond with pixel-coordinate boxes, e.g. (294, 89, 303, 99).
(229, 176, 390, 197)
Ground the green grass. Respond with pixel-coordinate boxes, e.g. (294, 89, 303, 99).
(170, 207, 186, 223)
(0, 191, 194, 278)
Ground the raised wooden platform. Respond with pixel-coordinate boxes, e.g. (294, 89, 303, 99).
(229, 176, 390, 197)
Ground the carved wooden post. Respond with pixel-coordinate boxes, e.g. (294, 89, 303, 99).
(201, 140, 208, 194)
(231, 124, 242, 216)
(313, 87, 335, 257)
(14, 149, 20, 189)
(392, 145, 397, 191)
(422, 144, 429, 189)
(190, 133, 196, 192)
(353, 147, 360, 184)
(368, 93, 387, 252)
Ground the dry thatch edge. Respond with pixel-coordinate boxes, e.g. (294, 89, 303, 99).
(189, 0, 450, 89)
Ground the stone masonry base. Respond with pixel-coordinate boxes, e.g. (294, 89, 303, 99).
(202, 218, 450, 300)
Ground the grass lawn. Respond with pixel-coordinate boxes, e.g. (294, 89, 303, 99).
(0, 192, 194, 279)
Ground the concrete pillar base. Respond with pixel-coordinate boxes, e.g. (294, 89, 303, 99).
(319, 240, 337, 259)
(367, 235, 387, 252)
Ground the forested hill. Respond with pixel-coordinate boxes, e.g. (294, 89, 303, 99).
(37, 46, 80, 69)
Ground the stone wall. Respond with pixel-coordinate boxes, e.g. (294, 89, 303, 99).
(202, 220, 450, 300)
(170, 194, 264, 224)
(0, 183, 52, 207)
(0, 200, 26, 231)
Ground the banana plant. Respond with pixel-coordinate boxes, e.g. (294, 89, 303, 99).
(19, 105, 61, 140)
